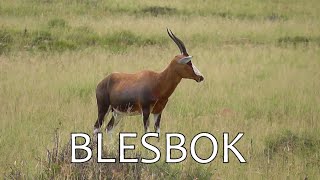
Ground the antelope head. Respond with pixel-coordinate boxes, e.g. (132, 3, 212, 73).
(167, 28, 204, 82)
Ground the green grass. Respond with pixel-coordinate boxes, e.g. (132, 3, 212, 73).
(0, 22, 167, 54)
(1, 0, 320, 179)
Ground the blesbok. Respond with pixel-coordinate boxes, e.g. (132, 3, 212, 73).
(93, 29, 204, 135)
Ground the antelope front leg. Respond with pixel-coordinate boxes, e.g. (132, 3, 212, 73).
(153, 113, 161, 134)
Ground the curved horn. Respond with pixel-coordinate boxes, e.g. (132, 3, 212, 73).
(169, 29, 189, 56)
(167, 28, 183, 54)
(167, 28, 189, 56)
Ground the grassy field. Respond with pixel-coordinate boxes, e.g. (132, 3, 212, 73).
(1, 0, 320, 179)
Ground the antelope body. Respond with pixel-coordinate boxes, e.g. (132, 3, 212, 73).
(94, 29, 204, 135)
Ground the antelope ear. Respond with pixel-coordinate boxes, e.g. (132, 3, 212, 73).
(178, 56, 192, 64)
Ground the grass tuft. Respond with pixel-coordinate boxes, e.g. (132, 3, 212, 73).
(48, 18, 69, 29)
(140, 6, 178, 16)
(265, 13, 288, 21)
(66, 26, 100, 47)
(5, 132, 212, 179)
(264, 130, 320, 158)
(0, 29, 14, 54)
(278, 36, 310, 46)
(31, 30, 54, 51)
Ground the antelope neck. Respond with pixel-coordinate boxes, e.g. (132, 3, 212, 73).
(156, 63, 182, 99)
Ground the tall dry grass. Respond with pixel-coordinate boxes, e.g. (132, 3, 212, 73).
(1, 0, 320, 179)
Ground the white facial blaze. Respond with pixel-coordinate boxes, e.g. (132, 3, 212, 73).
(191, 63, 203, 77)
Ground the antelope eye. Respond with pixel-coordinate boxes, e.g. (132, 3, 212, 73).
(187, 61, 192, 66)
